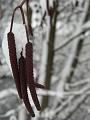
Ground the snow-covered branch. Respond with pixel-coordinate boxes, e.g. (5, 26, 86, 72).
(55, 0, 90, 52)
(54, 21, 90, 52)
(54, 36, 83, 99)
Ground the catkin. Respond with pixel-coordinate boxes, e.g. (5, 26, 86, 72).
(29, 25, 33, 36)
(7, 32, 22, 99)
(19, 52, 35, 117)
(35, 83, 45, 89)
(26, 42, 41, 111)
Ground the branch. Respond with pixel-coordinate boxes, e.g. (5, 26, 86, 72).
(41, 1, 59, 110)
(68, 78, 90, 87)
(55, 0, 90, 52)
(54, 36, 84, 100)
(54, 21, 90, 52)
(53, 0, 90, 105)
(36, 81, 90, 97)
(57, 94, 87, 120)
(79, 57, 90, 63)
(0, 80, 90, 99)
(79, 0, 90, 26)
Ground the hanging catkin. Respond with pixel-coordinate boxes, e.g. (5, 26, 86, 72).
(19, 51, 35, 117)
(26, 42, 41, 111)
(7, 32, 22, 99)
(35, 83, 45, 89)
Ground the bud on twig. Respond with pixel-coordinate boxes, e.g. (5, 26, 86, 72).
(46, 0, 56, 17)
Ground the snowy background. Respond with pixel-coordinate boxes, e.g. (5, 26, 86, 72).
(0, 0, 90, 120)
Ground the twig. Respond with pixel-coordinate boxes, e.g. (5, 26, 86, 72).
(68, 78, 90, 87)
(54, 21, 90, 52)
(10, 0, 26, 32)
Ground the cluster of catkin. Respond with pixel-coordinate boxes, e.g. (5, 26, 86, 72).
(7, 0, 44, 117)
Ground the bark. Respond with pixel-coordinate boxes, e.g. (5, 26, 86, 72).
(41, 11, 58, 110)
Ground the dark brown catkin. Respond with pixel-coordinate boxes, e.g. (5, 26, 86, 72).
(7, 32, 22, 99)
(26, 42, 41, 111)
(19, 52, 35, 117)
(35, 83, 45, 89)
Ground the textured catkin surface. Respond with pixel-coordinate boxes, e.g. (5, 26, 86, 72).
(1, 0, 90, 120)
(19, 54, 35, 117)
(26, 42, 41, 111)
(7, 32, 22, 99)
(0, 0, 42, 118)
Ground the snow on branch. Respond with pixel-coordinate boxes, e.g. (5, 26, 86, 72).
(54, 21, 90, 52)
(55, 0, 90, 52)
(55, 36, 84, 99)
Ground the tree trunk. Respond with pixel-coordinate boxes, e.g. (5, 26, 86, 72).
(41, 12, 58, 111)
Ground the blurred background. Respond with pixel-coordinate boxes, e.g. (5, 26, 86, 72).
(0, 0, 90, 120)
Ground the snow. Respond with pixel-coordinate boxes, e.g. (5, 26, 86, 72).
(2, 22, 29, 75)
